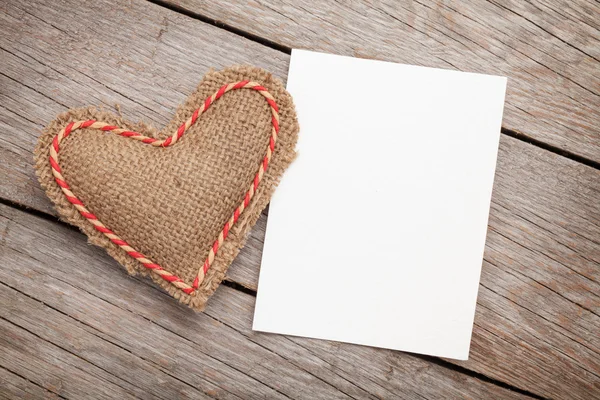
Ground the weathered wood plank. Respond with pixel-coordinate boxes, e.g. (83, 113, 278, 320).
(446, 134, 600, 397)
(0, 366, 61, 400)
(0, 203, 530, 399)
(166, 0, 600, 162)
(0, 319, 141, 399)
(1, 0, 599, 398)
(1, 289, 229, 399)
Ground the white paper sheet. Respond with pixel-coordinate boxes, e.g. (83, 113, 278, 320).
(252, 49, 507, 360)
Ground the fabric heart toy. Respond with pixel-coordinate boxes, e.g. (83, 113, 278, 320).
(34, 66, 299, 311)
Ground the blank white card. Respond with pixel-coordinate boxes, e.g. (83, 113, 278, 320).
(253, 49, 507, 360)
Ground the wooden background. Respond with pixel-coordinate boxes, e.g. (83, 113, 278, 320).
(1, 0, 599, 398)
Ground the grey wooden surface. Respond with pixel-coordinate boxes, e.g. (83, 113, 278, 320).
(165, 0, 600, 163)
(1, 0, 599, 399)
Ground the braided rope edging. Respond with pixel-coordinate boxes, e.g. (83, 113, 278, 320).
(49, 81, 280, 296)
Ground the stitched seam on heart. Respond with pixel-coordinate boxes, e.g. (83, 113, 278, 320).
(48, 81, 280, 296)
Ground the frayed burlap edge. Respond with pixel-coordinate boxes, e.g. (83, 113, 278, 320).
(33, 66, 298, 311)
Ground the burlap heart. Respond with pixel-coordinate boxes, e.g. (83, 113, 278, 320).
(34, 66, 298, 311)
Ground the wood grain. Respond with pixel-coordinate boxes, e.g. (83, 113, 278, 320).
(165, 0, 600, 162)
(0, 366, 61, 400)
(0, 203, 531, 400)
(1, 0, 599, 398)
